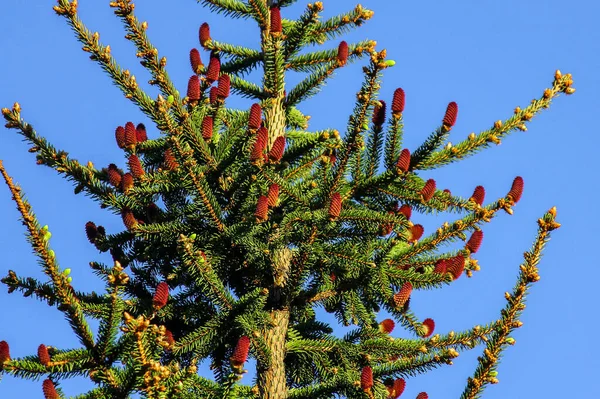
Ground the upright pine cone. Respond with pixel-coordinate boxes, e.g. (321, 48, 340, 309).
(128, 154, 145, 178)
(217, 74, 231, 99)
(507, 176, 524, 203)
(390, 378, 406, 399)
(421, 318, 435, 338)
(121, 208, 138, 231)
(187, 75, 201, 101)
(269, 136, 286, 162)
(391, 88, 406, 115)
(190, 48, 202, 73)
(447, 254, 465, 280)
(372, 100, 386, 126)
(416, 392, 429, 399)
(250, 126, 268, 162)
(153, 282, 169, 310)
(442, 101, 458, 128)
(115, 126, 126, 149)
(209, 86, 218, 104)
(231, 336, 250, 370)
(421, 179, 436, 202)
(379, 319, 395, 334)
(328, 192, 342, 219)
(135, 123, 148, 142)
(393, 282, 412, 308)
(121, 173, 134, 193)
(270, 7, 282, 34)
(337, 41, 349, 66)
(199, 22, 211, 47)
(410, 224, 424, 242)
(470, 185, 485, 206)
(85, 221, 98, 244)
(396, 149, 411, 173)
(124, 122, 137, 148)
(467, 230, 483, 253)
(248, 103, 262, 130)
(202, 116, 214, 140)
(42, 379, 59, 399)
(38, 344, 50, 366)
(398, 204, 412, 220)
(206, 54, 221, 83)
(434, 259, 447, 274)
(255, 195, 269, 222)
(164, 329, 175, 346)
(0, 340, 10, 364)
(360, 366, 373, 391)
(163, 149, 179, 171)
(267, 183, 280, 207)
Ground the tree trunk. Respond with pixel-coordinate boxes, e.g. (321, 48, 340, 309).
(257, 309, 289, 399)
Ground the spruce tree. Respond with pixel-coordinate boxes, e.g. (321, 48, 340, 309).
(0, 1, 574, 398)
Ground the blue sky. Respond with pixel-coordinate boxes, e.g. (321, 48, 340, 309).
(0, 1, 598, 398)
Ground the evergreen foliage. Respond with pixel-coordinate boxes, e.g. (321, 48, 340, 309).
(0, 1, 573, 398)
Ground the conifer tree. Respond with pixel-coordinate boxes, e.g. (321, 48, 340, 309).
(0, 1, 574, 398)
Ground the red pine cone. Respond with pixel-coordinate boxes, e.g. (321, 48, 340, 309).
(190, 48, 202, 73)
(267, 184, 280, 207)
(421, 179, 436, 202)
(206, 55, 221, 83)
(447, 254, 465, 280)
(410, 224, 424, 242)
(379, 319, 395, 334)
(372, 100, 386, 126)
(328, 192, 342, 219)
(124, 122, 137, 147)
(337, 41, 349, 66)
(416, 393, 429, 399)
(121, 208, 138, 230)
(360, 366, 373, 391)
(434, 259, 447, 274)
(248, 103, 262, 130)
(398, 204, 412, 220)
(209, 86, 219, 104)
(443, 102, 458, 128)
(85, 221, 98, 244)
(199, 22, 211, 47)
(121, 173, 134, 193)
(250, 126, 268, 162)
(467, 230, 483, 253)
(329, 149, 337, 165)
(231, 336, 250, 368)
(153, 282, 169, 309)
(421, 318, 435, 338)
(217, 74, 231, 99)
(396, 149, 411, 173)
(163, 149, 179, 171)
(136, 123, 148, 142)
(390, 378, 406, 399)
(115, 126, 126, 149)
(164, 329, 175, 346)
(202, 116, 214, 141)
(187, 75, 201, 101)
(508, 176, 524, 203)
(42, 379, 59, 399)
(38, 344, 50, 366)
(128, 154, 145, 178)
(379, 223, 394, 237)
(269, 136, 286, 162)
(471, 185, 485, 206)
(0, 340, 10, 363)
(270, 7, 282, 34)
(443, 188, 452, 196)
(255, 195, 269, 222)
(391, 88, 405, 114)
(393, 282, 412, 308)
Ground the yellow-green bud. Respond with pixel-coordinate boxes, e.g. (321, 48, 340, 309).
(43, 232, 52, 241)
(42, 225, 49, 231)
(167, 95, 174, 103)
(48, 250, 55, 258)
(67, 277, 73, 283)
(489, 371, 498, 377)
(384, 60, 396, 67)
(63, 268, 71, 276)
(189, 233, 197, 240)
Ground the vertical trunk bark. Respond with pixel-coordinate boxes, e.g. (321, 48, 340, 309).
(257, 309, 289, 399)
